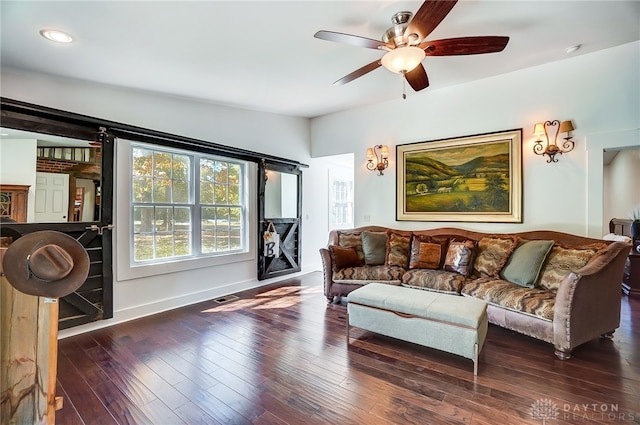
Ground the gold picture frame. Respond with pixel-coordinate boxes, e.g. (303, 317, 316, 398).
(396, 129, 522, 222)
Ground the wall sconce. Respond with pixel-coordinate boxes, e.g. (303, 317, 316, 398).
(366, 145, 389, 175)
(532, 120, 576, 163)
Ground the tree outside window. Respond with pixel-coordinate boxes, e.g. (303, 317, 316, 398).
(131, 144, 246, 263)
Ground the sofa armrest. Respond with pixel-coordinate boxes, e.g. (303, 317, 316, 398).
(553, 242, 631, 355)
(319, 248, 334, 301)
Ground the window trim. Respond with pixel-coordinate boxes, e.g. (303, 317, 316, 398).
(116, 139, 256, 281)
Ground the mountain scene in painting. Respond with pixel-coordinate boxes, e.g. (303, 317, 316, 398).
(405, 141, 510, 213)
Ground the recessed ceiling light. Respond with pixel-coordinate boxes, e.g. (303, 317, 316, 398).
(40, 29, 73, 43)
(565, 45, 581, 54)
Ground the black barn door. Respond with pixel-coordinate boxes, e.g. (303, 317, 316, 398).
(258, 161, 302, 280)
(0, 100, 114, 329)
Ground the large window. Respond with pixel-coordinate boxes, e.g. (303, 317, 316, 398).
(131, 143, 247, 263)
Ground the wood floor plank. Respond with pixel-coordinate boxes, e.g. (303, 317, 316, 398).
(138, 398, 188, 425)
(83, 344, 159, 407)
(206, 381, 266, 422)
(154, 350, 220, 390)
(53, 272, 640, 425)
(172, 400, 221, 425)
(91, 379, 154, 425)
(251, 410, 289, 425)
(56, 354, 119, 425)
(174, 379, 253, 425)
(54, 382, 85, 425)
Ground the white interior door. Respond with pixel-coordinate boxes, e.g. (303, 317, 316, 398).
(35, 172, 70, 222)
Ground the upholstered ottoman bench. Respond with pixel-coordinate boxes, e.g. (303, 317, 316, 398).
(346, 283, 488, 375)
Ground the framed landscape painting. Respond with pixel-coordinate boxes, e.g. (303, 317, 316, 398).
(396, 129, 522, 222)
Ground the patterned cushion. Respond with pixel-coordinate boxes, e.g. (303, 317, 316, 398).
(409, 240, 441, 269)
(408, 236, 449, 269)
(537, 245, 602, 291)
(386, 233, 411, 268)
(333, 265, 405, 283)
(401, 269, 468, 294)
(462, 278, 556, 321)
(361, 231, 388, 265)
(473, 236, 519, 277)
(444, 240, 476, 276)
(338, 232, 364, 262)
(329, 245, 362, 270)
(500, 240, 554, 287)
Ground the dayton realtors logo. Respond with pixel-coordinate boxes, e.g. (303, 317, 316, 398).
(530, 398, 560, 424)
(530, 398, 637, 423)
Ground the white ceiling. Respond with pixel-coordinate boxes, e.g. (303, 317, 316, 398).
(1, 1, 639, 119)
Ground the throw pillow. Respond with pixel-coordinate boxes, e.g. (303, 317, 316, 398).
(500, 240, 554, 288)
(474, 236, 519, 277)
(329, 245, 362, 270)
(361, 231, 388, 265)
(338, 232, 364, 262)
(408, 236, 448, 269)
(537, 245, 600, 291)
(385, 232, 411, 268)
(444, 240, 476, 276)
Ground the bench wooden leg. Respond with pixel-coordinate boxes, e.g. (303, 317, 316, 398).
(473, 343, 479, 376)
(346, 310, 350, 343)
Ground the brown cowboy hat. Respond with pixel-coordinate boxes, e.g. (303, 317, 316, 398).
(3, 231, 89, 298)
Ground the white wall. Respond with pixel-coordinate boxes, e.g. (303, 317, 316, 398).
(0, 138, 37, 222)
(311, 41, 640, 237)
(0, 68, 329, 337)
(604, 148, 640, 230)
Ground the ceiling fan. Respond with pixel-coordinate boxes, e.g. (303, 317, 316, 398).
(314, 0, 509, 98)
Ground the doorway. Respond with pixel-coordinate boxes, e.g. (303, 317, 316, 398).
(603, 147, 640, 230)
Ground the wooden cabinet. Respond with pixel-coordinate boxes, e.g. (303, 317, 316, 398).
(622, 243, 640, 298)
(0, 184, 30, 222)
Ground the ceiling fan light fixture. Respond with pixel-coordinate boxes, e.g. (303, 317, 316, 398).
(39, 29, 73, 43)
(381, 46, 425, 74)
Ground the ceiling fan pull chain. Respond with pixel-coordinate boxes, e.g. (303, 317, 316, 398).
(402, 72, 407, 99)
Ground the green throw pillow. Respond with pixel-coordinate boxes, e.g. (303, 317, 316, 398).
(500, 240, 554, 288)
(361, 231, 388, 265)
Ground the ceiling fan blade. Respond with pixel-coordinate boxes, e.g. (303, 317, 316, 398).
(406, 0, 458, 43)
(333, 59, 382, 86)
(405, 63, 429, 92)
(314, 30, 389, 50)
(420, 36, 510, 56)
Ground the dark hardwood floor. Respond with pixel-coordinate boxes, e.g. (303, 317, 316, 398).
(56, 272, 640, 425)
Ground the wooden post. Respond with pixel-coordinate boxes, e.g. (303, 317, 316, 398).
(1, 247, 61, 425)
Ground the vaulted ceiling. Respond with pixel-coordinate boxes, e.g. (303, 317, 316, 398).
(1, 1, 639, 118)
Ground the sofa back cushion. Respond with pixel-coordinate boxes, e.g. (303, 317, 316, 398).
(361, 231, 388, 265)
(329, 245, 363, 270)
(500, 240, 554, 288)
(338, 232, 364, 262)
(386, 233, 411, 268)
(537, 244, 605, 291)
(444, 240, 476, 276)
(473, 236, 519, 277)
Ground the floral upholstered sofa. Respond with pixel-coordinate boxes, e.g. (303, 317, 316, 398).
(319, 226, 631, 360)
